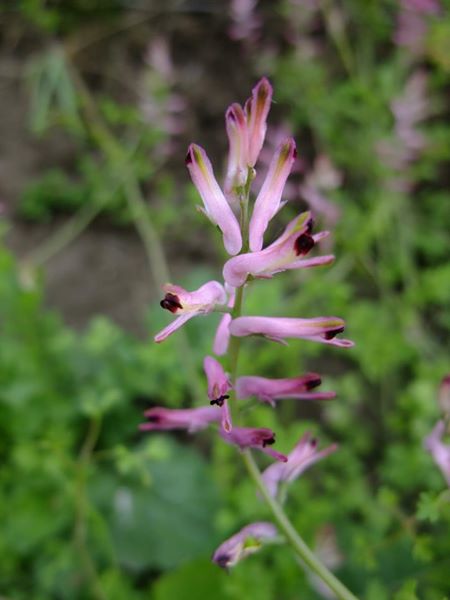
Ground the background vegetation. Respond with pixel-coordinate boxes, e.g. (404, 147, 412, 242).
(0, 1, 449, 598)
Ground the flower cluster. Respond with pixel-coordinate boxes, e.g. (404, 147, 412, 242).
(144, 78, 353, 568)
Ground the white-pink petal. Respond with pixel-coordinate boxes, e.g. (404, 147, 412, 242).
(186, 144, 242, 255)
(249, 138, 297, 252)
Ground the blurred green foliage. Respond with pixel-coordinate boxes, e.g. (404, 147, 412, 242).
(1, 0, 450, 598)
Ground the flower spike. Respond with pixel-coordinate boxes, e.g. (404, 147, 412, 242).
(236, 373, 336, 407)
(229, 316, 354, 348)
(249, 137, 297, 251)
(262, 432, 338, 498)
(224, 211, 334, 287)
(140, 406, 221, 433)
(212, 522, 278, 569)
(186, 143, 242, 255)
(155, 281, 226, 342)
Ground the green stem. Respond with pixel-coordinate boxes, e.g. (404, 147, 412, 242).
(73, 416, 107, 600)
(24, 201, 101, 268)
(242, 450, 359, 600)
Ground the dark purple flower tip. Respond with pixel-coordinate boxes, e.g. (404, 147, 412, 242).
(324, 326, 345, 340)
(185, 149, 192, 165)
(306, 217, 314, 233)
(294, 233, 315, 256)
(210, 394, 230, 407)
(262, 435, 276, 447)
(304, 376, 322, 390)
(214, 554, 230, 569)
(160, 292, 183, 313)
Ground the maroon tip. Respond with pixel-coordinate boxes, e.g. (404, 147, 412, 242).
(294, 233, 315, 256)
(305, 376, 322, 390)
(324, 327, 345, 340)
(210, 394, 230, 407)
(160, 292, 183, 313)
(262, 435, 276, 447)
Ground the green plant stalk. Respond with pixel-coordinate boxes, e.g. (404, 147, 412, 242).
(242, 449, 359, 600)
(228, 174, 359, 600)
(73, 416, 107, 600)
(24, 200, 102, 268)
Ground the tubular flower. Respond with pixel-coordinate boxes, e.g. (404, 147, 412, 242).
(245, 77, 273, 167)
(229, 316, 354, 348)
(249, 138, 297, 252)
(220, 426, 288, 462)
(224, 102, 249, 202)
(155, 281, 227, 343)
(186, 143, 242, 255)
(236, 373, 336, 407)
(204, 356, 232, 432)
(212, 522, 278, 569)
(140, 406, 221, 433)
(213, 286, 235, 356)
(424, 421, 450, 487)
(262, 432, 338, 498)
(223, 211, 334, 287)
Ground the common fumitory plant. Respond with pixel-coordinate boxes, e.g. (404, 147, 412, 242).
(144, 78, 358, 600)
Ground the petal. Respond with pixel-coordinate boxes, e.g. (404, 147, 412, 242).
(186, 144, 242, 255)
(236, 374, 336, 403)
(224, 211, 323, 287)
(221, 398, 232, 433)
(224, 103, 249, 200)
(230, 316, 347, 341)
(246, 77, 273, 166)
(140, 406, 221, 432)
(212, 522, 277, 569)
(154, 313, 195, 343)
(213, 313, 232, 355)
(249, 138, 297, 252)
(203, 356, 231, 401)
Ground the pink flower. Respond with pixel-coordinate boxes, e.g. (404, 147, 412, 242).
(224, 103, 250, 203)
(236, 373, 336, 407)
(155, 281, 227, 342)
(140, 406, 221, 433)
(262, 432, 338, 498)
(245, 77, 273, 167)
(229, 316, 354, 348)
(186, 144, 242, 255)
(220, 426, 288, 462)
(212, 521, 277, 569)
(213, 286, 235, 356)
(223, 78, 273, 202)
(424, 421, 450, 486)
(204, 356, 232, 432)
(223, 211, 334, 287)
(249, 138, 297, 252)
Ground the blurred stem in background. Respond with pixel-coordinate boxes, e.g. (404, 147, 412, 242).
(23, 45, 204, 403)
